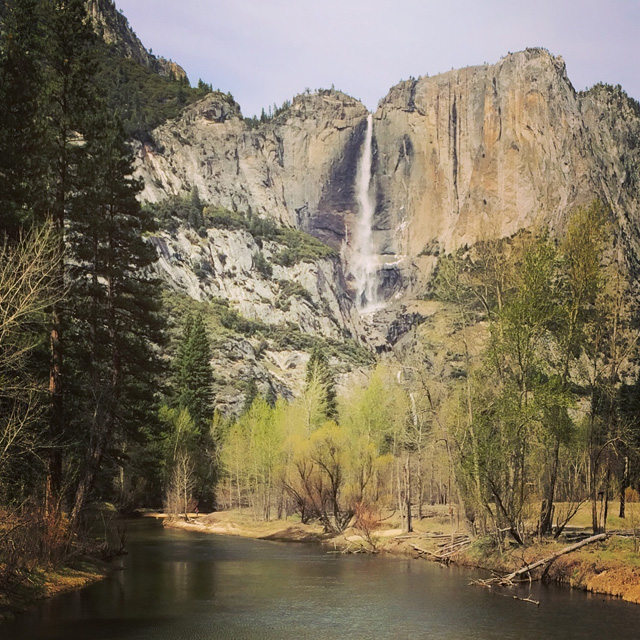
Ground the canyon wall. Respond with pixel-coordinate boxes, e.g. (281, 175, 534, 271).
(135, 49, 640, 304)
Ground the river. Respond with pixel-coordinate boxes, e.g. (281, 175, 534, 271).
(4, 518, 640, 639)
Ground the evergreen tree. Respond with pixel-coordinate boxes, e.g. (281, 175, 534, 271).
(0, 0, 165, 524)
(242, 379, 259, 413)
(37, 0, 104, 514)
(175, 312, 214, 433)
(305, 347, 338, 420)
(0, 0, 46, 235)
(68, 115, 163, 523)
(173, 312, 215, 505)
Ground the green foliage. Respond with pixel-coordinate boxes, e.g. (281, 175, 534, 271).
(0, 0, 166, 528)
(276, 280, 314, 308)
(95, 47, 221, 141)
(305, 347, 338, 420)
(218, 366, 409, 529)
(0, 0, 46, 235)
(174, 312, 214, 433)
(243, 98, 292, 129)
(434, 202, 633, 541)
(252, 251, 273, 278)
(146, 198, 336, 267)
(580, 83, 640, 120)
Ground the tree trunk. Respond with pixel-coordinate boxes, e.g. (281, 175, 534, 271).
(539, 437, 560, 535)
(603, 467, 611, 532)
(46, 244, 64, 519)
(403, 453, 412, 533)
(620, 455, 629, 519)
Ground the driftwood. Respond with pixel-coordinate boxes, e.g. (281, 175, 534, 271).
(411, 536, 472, 562)
(472, 532, 608, 589)
(503, 533, 607, 582)
(495, 591, 540, 606)
(411, 543, 440, 558)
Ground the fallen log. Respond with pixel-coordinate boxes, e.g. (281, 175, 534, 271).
(411, 541, 472, 562)
(471, 532, 608, 592)
(503, 533, 607, 583)
(410, 543, 442, 559)
(438, 543, 472, 559)
(437, 538, 471, 551)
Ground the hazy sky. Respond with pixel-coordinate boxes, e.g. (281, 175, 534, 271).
(115, 0, 639, 118)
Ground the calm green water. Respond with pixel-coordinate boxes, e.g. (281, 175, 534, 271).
(4, 518, 640, 640)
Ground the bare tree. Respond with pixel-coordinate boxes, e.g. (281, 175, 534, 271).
(165, 451, 196, 520)
(0, 223, 62, 482)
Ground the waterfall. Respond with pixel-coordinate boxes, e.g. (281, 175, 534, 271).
(353, 114, 379, 311)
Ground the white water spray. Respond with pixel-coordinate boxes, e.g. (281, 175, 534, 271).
(353, 114, 379, 311)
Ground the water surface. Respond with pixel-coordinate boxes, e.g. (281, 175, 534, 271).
(4, 518, 640, 639)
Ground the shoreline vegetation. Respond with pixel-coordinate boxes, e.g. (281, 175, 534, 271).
(161, 505, 640, 605)
(0, 558, 109, 623)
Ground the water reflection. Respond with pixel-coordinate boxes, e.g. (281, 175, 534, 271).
(4, 519, 640, 640)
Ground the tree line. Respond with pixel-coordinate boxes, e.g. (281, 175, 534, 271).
(208, 202, 640, 546)
(0, 0, 164, 578)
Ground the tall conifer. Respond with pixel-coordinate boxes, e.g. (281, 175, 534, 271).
(305, 347, 338, 420)
(175, 312, 214, 433)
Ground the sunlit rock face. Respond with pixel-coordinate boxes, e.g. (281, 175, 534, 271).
(150, 226, 360, 340)
(373, 48, 640, 285)
(136, 48, 640, 334)
(135, 90, 369, 233)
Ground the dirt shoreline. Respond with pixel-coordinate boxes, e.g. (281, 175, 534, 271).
(163, 511, 640, 605)
(0, 558, 109, 623)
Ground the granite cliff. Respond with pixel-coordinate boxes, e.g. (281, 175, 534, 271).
(135, 49, 640, 311)
(118, 31, 640, 410)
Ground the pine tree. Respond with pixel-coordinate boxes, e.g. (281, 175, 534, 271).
(305, 347, 338, 420)
(175, 312, 214, 433)
(68, 115, 163, 523)
(36, 0, 104, 514)
(0, 0, 46, 235)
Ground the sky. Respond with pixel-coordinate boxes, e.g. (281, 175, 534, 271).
(115, 0, 639, 118)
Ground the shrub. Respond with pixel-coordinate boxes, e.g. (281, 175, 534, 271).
(253, 251, 273, 278)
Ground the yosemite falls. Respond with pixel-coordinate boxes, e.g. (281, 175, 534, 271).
(351, 114, 380, 312)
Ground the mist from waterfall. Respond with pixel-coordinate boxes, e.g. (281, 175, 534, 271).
(353, 113, 379, 311)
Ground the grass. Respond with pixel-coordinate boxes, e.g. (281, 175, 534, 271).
(0, 558, 108, 622)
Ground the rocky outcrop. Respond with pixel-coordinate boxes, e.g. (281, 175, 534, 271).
(136, 48, 640, 311)
(86, 0, 188, 80)
(152, 221, 370, 414)
(151, 225, 360, 340)
(373, 48, 640, 288)
(135, 89, 369, 236)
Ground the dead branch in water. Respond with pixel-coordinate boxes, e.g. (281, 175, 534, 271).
(472, 532, 608, 590)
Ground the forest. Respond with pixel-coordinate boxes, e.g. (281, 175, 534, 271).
(2, 0, 640, 605)
(211, 202, 640, 545)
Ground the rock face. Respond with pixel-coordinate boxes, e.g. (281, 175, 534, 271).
(136, 89, 368, 242)
(151, 225, 360, 340)
(86, 0, 188, 80)
(373, 49, 640, 286)
(151, 221, 371, 415)
(136, 49, 640, 307)
(130, 46, 640, 413)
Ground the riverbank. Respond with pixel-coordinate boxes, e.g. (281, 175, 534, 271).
(0, 557, 109, 623)
(162, 506, 640, 605)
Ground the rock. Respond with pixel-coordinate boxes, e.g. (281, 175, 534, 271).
(135, 48, 640, 408)
(137, 48, 640, 310)
(86, 0, 188, 80)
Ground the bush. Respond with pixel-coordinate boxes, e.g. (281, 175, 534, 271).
(253, 251, 273, 278)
